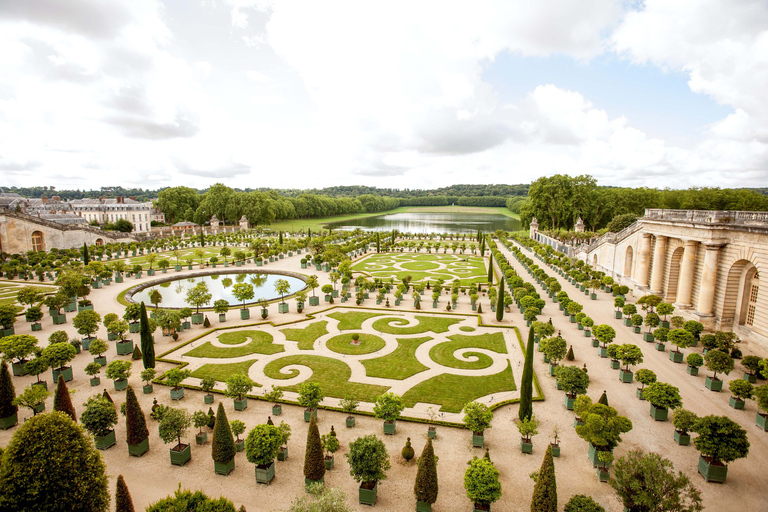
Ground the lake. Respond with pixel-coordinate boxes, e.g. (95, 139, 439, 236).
(327, 212, 521, 234)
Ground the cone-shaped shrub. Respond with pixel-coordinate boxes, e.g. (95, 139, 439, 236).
(0, 362, 18, 419)
(495, 277, 505, 322)
(131, 345, 142, 361)
(102, 388, 113, 404)
(531, 444, 557, 512)
(139, 302, 154, 369)
(519, 327, 535, 421)
(304, 414, 325, 482)
(125, 386, 149, 446)
(115, 474, 135, 512)
(598, 390, 609, 406)
(211, 402, 235, 465)
(566, 346, 575, 361)
(53, 374, 77, 422)
(414, 437, 438, 505)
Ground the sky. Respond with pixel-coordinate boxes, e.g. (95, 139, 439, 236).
(1, 0, 767, 192)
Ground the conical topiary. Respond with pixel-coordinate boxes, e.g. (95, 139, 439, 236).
(519, 326, 535, 421)
(53, 374, 76, 422)
(304, 414, 325, 482)
(477, 303, 483, 313)
(102, 389, 114, 404)
(207, 407, 216, 428)
(484, 448, 491, 461)
(402, 437, 415, 461)
(0, 362, 18, 421)
(125, 386, 149, 448)
(203, 316, 211, 328)
(131, 345, 142, 361)
(414, 437, 438, 506)
(115, 475, 135, 512)
(139, 302, 155, 369)
(330, 425, 336, 437)
(83, 243, 90, 266)
(531, 444, 557, 512)
(566, 346, 575, 361)
(267, 416, 274, 425)
(211, 402, 235, 466)
(598, 390, 608, 406)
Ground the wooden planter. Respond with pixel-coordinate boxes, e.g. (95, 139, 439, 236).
(170, 387, 185, 400)
(90, 377, 101, 387)
(128, 438, 150, 457)
(358, 481, 378, 506)
(698, 455, 728, 483)
(0, 413, 18, 430)
(272, 404, 282, 416)
(52, 366, 73, 383)
(143, 384, 153, 394)
(520, 438, 533, 454)
(114, 379, 128, 391)
(304, 408, 317, 422)
(669, 350, 684, 363)
(170, 443, 192, 466)
(674, 429, 690, 446)
(116, 340, 134, 356)
(94, 430, 116, 450)
(214, 458, 235, 476)
(204, 394, 214, 404)
(619, 369, 634, 383)
(428, 425, 437, 439)
(277, 446, 288, 461)
(655, 342, 666, 352)
(564, 394, 575, 410)
(255, 462, 275, 484)
(705, 376, 723, 392)
(324, 454, 334, 470)
(730, 397, 746, 410)
(587, 444, 613, 468)
(234, 397, 248, 411)
(756, 412, 768, 431)
(383, 420, 396, 435)
(196, 431, 207, 445)
(687, 365, 699, 376)
(649, 404, 669, 421)
(346, 416, 355, 428)
(472, 431, 484, 448)
(609, 359, 620, 370)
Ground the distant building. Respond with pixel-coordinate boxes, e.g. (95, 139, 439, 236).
(69, 197, 152, 233)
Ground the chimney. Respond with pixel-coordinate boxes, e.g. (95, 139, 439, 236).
(117, 196, 124, 204)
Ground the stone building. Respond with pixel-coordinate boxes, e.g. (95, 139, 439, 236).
(69, 197, 153, 233)
(573, 209, 767, 350)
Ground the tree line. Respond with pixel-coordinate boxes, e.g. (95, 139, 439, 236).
(518, 174, 768, 231)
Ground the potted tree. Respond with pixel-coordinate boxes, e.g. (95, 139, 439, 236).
(226, 373, 255, 411)
(0, 362, 18, 429)
(41, 342, 76, 382)
(201, 377, 216, 404)
(213, 299, 229, 323)
(179, 308, 192, 330)
(211, 403, 236, 475)
(232, 282, 254, 320)
(622, 304, 637, 327)
(671, 408, 698, 446)
(542, 336, 567, 375)
(298, 382, 323, 422)
(275, 279, 291, 313)
(728, 379, 753, 410)
(245, 423, 282, 484)
(141, 368, 156, 394)
(164, 368, 191, 400)
(304, 415, 325, 488)
(517, 414, 539, 454)
(264, 385, 284, 415)
(643, 313, 660, 342)
(85, 362, 102, 387)
(374, 392, 405, 435)
(643, 382, 682, 421)
(464, 456, 501, 512)
(306, 275, 320, 306)
(341, 396, 360, 428)
(574, 398, 632, 468)
(463, 401, 493, 448)
(81, 394, 118, 450)
(346, 434, 391, 506)
(607, 344, 621, 370)
(631, 313, 644, 334)
(158, 407, 193, 466)
(657, 302, 675, 328)
(230, 419, 246, 452)
(615, 344, 643, 383)
(667, 328, 694, 363)
(549, 426, 561, 457)
(593, 324, 616, 358)
(185, 281, 212, 324)
(89, 338, 108, 367)
(692, 415, 750, 483)
(686, 353, 704, 376)
(258, 298, 269, 319)
(596, 451, 614, 482)
(684, 320, 704, 345)
(125, 386, 150, 457)
(414, 438, 438, 512)
(0, 334, 38, 377)
(13, 384, 50, 416)
(554, 365, 589, 410)
(635, 369, 656, 400)
(321, 430, 340, 471)
(704, 350, 734, 392)
(653, 327, 669, 352)
(581, 316, 594, 337)
(105, 360, 132, 391)
(742, 355, 762, 383)
(754, 384, 768, 431)
(276, 420, 291, 461)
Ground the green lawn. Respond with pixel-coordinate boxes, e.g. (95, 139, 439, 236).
(281, 321, 329, 350)
(372, 315, 461, 335)
(361, 337, 431, 380)
(351, 253, 488, 285)
(326, 333, 386, 355)
(327, 311, 384, 330)
(185, 331, 284, 358)
(428, 332, 507, 370)
(402, 362, 515, 413)
(190, 360, 259, 383)
(263, 355, 389, 402)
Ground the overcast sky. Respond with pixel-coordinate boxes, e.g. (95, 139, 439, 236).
(1, 0, 767, 191)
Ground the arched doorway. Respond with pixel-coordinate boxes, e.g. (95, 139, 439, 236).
(31, 231, 44, 252)
(722, 259, 759, 329)
(623, 246, 634, 278)
(666, 247, 684, 303)
(95, 238, 104, 246)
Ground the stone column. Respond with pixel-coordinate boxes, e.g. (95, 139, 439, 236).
(695, 243, 724, 317)
(635, 233, 652, 288)
(649, 235, 668, 295)
(675, 240, 698, 307)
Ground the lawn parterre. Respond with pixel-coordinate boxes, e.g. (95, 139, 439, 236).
(164, 307, 522, 413)
(350, 253, 489, 285)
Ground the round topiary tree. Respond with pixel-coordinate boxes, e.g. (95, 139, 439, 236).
(692, 415, 750, 482)
(643, 382, 682, 422)
(593, 324, 616, 348)
(346, 434, 391, 495)
(463, 401, 493, 436)
(564, 495, 605, 512)
(464, 456, 502, 510)
(0, 411, 109, 511)
(373, 392, 405, 433)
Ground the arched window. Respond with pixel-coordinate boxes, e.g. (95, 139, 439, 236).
(31, 231, 44, 252)
(95, 238, 104, 246)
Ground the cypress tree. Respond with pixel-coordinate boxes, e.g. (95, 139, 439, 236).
(0, 362, 18, 422)
(303, 414, 325, 482)
(495, 277, 505, 322)
(392, 230, 396, 245)
(376, 232, 381, 253)
(211, 402, 235, 466)
(308, 228, 311, 239)
(200, 230, 205, 247)
(125, 386, 149, 448)
(487, 253, 493, 283)
(83, 243, 90, 265)
(531, 444, 557, 512)
(598, 390, 608, 406)
(414, 437, 438, 506)
(278, 231, 283, 245)
(140, 302, 154, 369)
(53, 374, 76, 422)
(477, 229, 481, 242)
(115, 475, 135, 512)
(480, 235, 485, 257)
(519, 327, 534, 422)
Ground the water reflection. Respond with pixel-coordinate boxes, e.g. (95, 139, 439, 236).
(327, 212, 521, 234)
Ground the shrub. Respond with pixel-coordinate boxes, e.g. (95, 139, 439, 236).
(574, 402, 632, 451)
(211, 403, 235, 465)
(693, 415, 750, 464)
(464, 457, 501, 507)
(643, 382, 683, 410)
(564, 495, 605, 512)
(346, 434, 390, 484)
(414, 437, 438, 505)
(686, 353, 704, 368)
(729, 379, 754, 401)
(554, 365, 589, 397)
(531, 445, 557, 512)
(304, 415, 325, 482)
(672, 409, 698, 435)
(463, 401, 493, 433)
(245, 423, 282, 466)
(146, 489, 236, 512)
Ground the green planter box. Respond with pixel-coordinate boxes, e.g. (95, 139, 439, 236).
(587, 443, 613, 468)
(107, 333, 118, 341)
(383, 420, 396, 435)
(597, 346, 608, 358)
(129, 323, 141, 333)
(472, 432, 484, 448)
(191, 313, 204, 324)
(643, 333, 654, 342)
(358, 482, 378, 506)
(52, 366, 73, 383)
(669, 350, 684, 363)
(416, 501, 432, 512)
(591, 339, 600, 348)
(170, 444, 192, 466)
(633, 326, 641, 333)
(756, 413, 768, 431)
(427, 426, 437, 439)
(730, 397, 746, 410)
(196, 432, 207, 445)
(564, 394, 575, 410)
(346, 416, 355, 428)
(277, 446, 288, 461)
(272, 404, 282, 416)
(204, 394, 214, 404)
(278, 303, 289, 314)
(324, 455, 334, 470)
(744, 372, 758, 383)
(698, 455, 728, 483)
(0, 413, 18, 430)
(114, 379, 128, 391)
(674, 429, 691, 446)
(687, 365, 699, 376)
(705, 376, 723, 392)
(94, 356, 107, 367)
(116, 340, 134, 356)
(548, 363, 558, 376)
(614, 311, 622, 319)
(31, 323, 42, 332)
(170, 387, 185, 400)
(95, 430, 116, 450)
(214, 459, 235, 476)
(624, 318, 632, 327)
(649, 404, 668, 421)
(309, 296, 320, 306)
(304, 408, 317, 422)
(234, 397, 248, 411)
(655, 342, 666, 352)
(520, 438, 533, 454)
(239, 308, 250, 320)
(11, 361, 28, 377)
(52, 314, 67, 325)
(619, 369, 634, 383)
(610, 359, 620, 370)
(550, 444, 560, 457)
(90, 377, 101, 387)
(235, 439, 245, 452)
(583, 329, 591, 337)
(255, 462, 275, 484)
(597, 467, 610, 483)
(219, 314, 226, 323)
(143, 384, 153, 394)
(128, 438, 149, 457)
